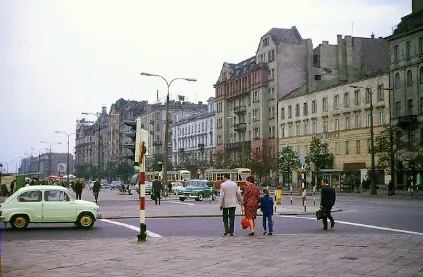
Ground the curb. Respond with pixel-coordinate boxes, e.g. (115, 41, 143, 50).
(99, 208, 343, 220)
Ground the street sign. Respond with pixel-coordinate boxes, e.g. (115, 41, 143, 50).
(299, 156, 305, 166)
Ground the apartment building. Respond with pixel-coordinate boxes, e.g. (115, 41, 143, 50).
(385, 0, 423, 184)
(278, 74, 390, 181)
(74, 118, 97, 173)
(171, 98, 216, 168)
(214, 27, 309, 165)
(137, 100, 208, 169)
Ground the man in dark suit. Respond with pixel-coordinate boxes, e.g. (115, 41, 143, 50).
(320, 179, 336, 230)
(152, 175, 162, 205)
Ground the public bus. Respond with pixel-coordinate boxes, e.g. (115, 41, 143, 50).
(204, 168, 252, 189)
(145, 170, 191, 184)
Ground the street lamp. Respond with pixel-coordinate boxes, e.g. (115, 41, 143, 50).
(140, 72, 196, 188)
(40, 141, 62, 176)
(55, 131, 78, 185)
(82, 112, 103, 178)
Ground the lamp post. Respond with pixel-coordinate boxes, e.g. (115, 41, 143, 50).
(55, 131, 77, 185)
(40, 141, 62, 176)
(140, 72, 196, 189)
(82, 112, 103, 178)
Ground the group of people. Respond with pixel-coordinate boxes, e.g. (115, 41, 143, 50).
(218, 174, 336, 236)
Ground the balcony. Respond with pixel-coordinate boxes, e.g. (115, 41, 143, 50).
(179, 148, 185, 153)
(397, 115, 418, 130)
(234, 123, 246, 132)
(224, 140, 251, 149)
(153, 141, 162, 146)
(198, 143, 205, 150)
(234, 105, 246, 115)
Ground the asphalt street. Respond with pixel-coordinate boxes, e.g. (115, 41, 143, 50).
(2, 198, 423, 241)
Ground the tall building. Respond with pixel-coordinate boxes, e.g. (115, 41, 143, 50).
(385, 0, 423, 184)
(214, 27, 308, 166)
(278, 74, 390, 185)
(19, 153, 73, 177)
(171, 97, 216, 169)
(138, 100, 208, 169)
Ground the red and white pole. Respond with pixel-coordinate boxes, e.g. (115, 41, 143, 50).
(301, 166, 306, 212)
(290, 185, 293, 205)
(313, 185, 316, 206)
(137, 133, 147, 241)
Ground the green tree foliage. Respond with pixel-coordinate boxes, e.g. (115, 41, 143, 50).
(246, 146, 276, 179)
(306, 137, 334, 185)
(148, 154, 173, 172)
(278, 146, 300, 183)
(115, 162, 135, 182)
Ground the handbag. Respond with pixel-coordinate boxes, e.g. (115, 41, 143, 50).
(241, 207, 249, 229)
(316, 209, 326, 221)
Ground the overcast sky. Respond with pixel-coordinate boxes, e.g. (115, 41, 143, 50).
(0, 0, 411, 170)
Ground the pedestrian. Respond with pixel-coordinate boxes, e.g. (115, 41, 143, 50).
(219, 173, 242, 237)
(74, 178, 83, 200)
(152, 175, 162, 205)
(388, 179, 395, 196)
(93, 178, 101, 203)
(320, 179, 336, 230)
(242, 175, 261, 236)
(260, 188, 274, 235)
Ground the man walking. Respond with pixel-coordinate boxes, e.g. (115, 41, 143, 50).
(320, 179, 336, 230)
(152, 175, 162, 205)
(219, 173, 242, 236)
(74, 178, 83, 200)
(93, 178, 101, 203)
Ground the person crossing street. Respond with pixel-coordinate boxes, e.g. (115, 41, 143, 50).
(93, 178, 101, 204)
(152, 175, 162, 205)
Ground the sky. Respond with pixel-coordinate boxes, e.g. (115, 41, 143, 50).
(0, 0, 411, 170)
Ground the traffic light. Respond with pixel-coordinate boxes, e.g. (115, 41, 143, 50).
(123, 117, 148, 167)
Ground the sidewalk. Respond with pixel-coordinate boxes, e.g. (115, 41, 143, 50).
(3, 234, 423, 277)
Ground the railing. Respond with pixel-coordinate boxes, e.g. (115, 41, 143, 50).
(234, 123, 246, 132)
(234, 106, 246, 114)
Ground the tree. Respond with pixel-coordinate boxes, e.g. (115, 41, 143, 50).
(374, 126, 423, 175)
(148, 154, 173, 171)
(278, 146, 300, 185)
(212, 151, 232, 168)
(115, 162, 135, 182)
(246, 145, 277, 182)
(306, 137, 334, 186)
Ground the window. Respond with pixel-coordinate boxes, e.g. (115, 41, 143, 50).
(281, 124, 285, 137)
(270, 69, 275, 80)
(409, 130, 416, 148)
(296, 124, 300, 136)
(253, 91, 259, 102)
(407, 70, 413, 87)
(17, 190, 42, 202)
(421, 97, 423, 114)
(345, 116, 350, 130)
(304, 122, 308, 135)
(335, 142, 340, 154)
(281, 107, 285, 119)
(252, 109, 260, 121)
(378, 110, 385, 125)
(288, 106, 292, 118)
(354, 90, 360, 105)
(356, 140, 361, 154)
(263, 37, 269, 47)
(312, 121, 317, 134)
(395, 73, 401, 89)
(408, 99, 414, 115)
(323, 120, 328, 133)
(303, 103, 308, 116)
(395, 101, 401, 117)
(295, 104, 300, 117)
(354, 114, 361, 128)
(288, 125, 293, 137)
(344, 93, 350, 107)
(334, 95, 339, 109)
(406, 41, 411, 58)
(315, 75, 322, 80)
(419, 37, 423, 54)
(421, 67, 423, 84)
(322, 97, 328, 112)
(44, 190, 69, 201)
(312, 100, 317, 113)
(156, 124, 160, 131)
(345, 141, 350, 154)
(334, 118, 340, 131)
(394, 45, 399, 61)
(377, 85, 384, 101)
(366, 88, 372, 103)
(366, 113, 372, 127)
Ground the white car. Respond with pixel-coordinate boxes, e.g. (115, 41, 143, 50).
(0, 185, 101, 230)
(171, 182, 186, 194)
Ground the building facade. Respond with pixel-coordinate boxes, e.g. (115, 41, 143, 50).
(19, 153, 73, 177)
(385, 0, 423, 184)
(137, 100, 208, 169)
(278, 74, 390, 182)
(171, 98, 216, 168)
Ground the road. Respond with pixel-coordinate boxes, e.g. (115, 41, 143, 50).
(2, 197, 423, 241)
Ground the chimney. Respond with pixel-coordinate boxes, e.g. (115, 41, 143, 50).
(412, 0, 423, 13)
(371, 32, 375, 39)
(322, 41, 329, 45)
(102, 105, 107, 114)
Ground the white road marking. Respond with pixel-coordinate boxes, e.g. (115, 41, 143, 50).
(167, 201, 195, 206)
(279, 215, 423, 236)
(99, 219, 163, 238)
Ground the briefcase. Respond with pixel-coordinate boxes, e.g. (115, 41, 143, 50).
(316, 209, 326, 220)
(151, 193, 156, 200)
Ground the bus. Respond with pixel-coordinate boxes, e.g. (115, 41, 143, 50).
(145, 170, 191, 184)
(204, 168, 251, 189)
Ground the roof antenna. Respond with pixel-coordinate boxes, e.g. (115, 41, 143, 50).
(351, 21, 354, 36)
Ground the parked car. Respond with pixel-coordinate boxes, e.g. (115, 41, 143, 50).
(171, 182, 185, 194)
(0, 185, 101, 229)
(135, 182, 152, 195)
(179, 180, 218, 201)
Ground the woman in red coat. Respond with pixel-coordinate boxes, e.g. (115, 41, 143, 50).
(242, 175, 261, 236)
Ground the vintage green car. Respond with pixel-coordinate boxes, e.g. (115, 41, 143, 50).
(179, 180, 218, 201)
